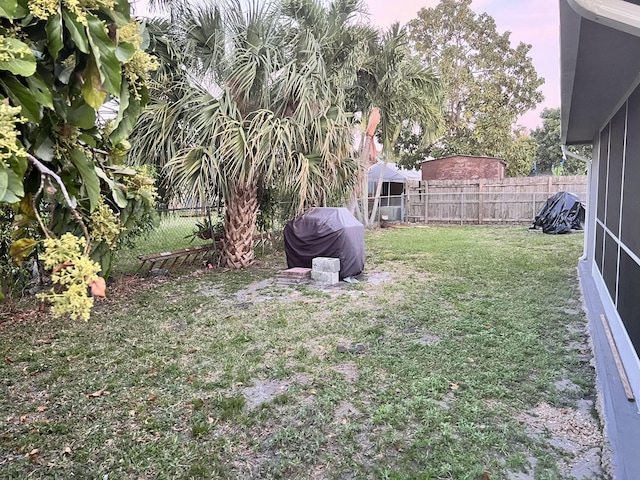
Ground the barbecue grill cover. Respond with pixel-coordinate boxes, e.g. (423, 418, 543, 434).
(284, 207, 365, 278)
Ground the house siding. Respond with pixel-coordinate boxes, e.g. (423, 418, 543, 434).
(594, 81, 640, 363)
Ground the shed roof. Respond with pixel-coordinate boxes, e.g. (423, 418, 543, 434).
(368, 161, 421, 183)
(560, 0, 640, 144)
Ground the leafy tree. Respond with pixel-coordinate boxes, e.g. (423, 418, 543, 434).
(0, 0, 157, 315)
(531, 107, 590, 175)
(130, 0, 364, 269)
(405, 0, 544, 173)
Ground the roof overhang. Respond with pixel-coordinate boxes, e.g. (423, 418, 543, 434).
(560, 0, 640, 145)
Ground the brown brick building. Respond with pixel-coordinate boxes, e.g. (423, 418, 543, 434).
(421, 155, 506, 181)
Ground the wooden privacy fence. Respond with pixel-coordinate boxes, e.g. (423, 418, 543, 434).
(399, 176, 587, 224)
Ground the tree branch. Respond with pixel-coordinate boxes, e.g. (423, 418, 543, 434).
(27, 154, 92, 256)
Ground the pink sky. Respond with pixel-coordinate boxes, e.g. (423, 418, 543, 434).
(365, 0, 560, 130)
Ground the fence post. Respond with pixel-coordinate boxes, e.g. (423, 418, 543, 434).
(424, 181, 429, 224)
(478, 181, 484, 225)
(460, 190, 465, 225)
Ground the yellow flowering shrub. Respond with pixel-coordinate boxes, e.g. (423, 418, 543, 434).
(0, 100, 26, 163)
(29, 0, 116, 24)
(90, 200, 121, 249)
(37, 233, 102, 321)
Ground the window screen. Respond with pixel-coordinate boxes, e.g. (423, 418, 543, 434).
(595, 222, 605, 274)
(597, 126, 609, 222)
(621, 85, 640, 257)
(605, 107, 626, 235)
(618, 249, 640, 356)
(603, 232, 618, 300)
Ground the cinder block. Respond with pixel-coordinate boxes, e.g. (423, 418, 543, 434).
(312, 257, 340, 273)
(311, 270, 339, 284)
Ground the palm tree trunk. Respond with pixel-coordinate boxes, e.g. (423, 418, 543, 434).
(222, 182, 259, 269)
(368, 152, 389, 226)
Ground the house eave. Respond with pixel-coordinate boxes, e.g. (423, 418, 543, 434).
(560, 0, 640, 144)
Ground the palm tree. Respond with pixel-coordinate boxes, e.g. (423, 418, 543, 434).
(351, 24, 444, 226)
(130, 0, 368, 268)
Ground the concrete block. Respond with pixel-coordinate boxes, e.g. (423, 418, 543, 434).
(312, 257, 340, 273)
(311, 270, 339, 284)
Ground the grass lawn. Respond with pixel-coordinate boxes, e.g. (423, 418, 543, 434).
(0, 226, 602, 479)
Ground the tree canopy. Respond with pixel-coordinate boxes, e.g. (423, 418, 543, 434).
(531, 108, 590, 175)
(0, 0, 157, 316)
(404, 0, 544, 173)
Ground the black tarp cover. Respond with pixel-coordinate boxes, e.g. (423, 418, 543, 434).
(284, 207, 365, 278)
(531, 191, 585, 234)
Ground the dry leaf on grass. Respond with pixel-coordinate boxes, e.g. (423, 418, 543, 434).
(36, 406, 47, 412)
(86, 388, 109, 398)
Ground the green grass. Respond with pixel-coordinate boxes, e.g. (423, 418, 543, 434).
(0, 226, 600, 479)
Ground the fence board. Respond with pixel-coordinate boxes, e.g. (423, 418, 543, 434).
(403, 175, 587, 224)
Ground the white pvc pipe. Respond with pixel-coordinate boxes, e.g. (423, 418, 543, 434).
(562, 145, 592, 261)
(561, 145, 592, 164)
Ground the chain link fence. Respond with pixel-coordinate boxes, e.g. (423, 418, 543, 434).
(111, 206, 287, 276)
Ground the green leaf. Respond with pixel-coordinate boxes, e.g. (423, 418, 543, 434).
(109, 81, 141, 144)
(0, 166, 24, 203)
(0, 37, 36, 76)
(96, 167, 129, 209)
(14, 0, 28, 17)
(45, 14, 64, 61)
(81, 55, 107, 110)
(9, 238, 37, 266)
(68, 100, 96, 129)
(0, 168, 7, 200)
(111, 0, 131, 20)
(26, 74, 54, 110)
(62, 9, 89, 54)
(115, 42, 135, 63)
(0, 0, 18, 19)
(0, 77, 39, 122)
(7, 152, 28, 177)
(69, 148, 100, 212)
(79, 132, 97, 147)
(34, 136, 55, 162)
(86, 15, 121, 96)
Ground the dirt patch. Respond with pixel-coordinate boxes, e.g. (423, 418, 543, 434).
(361, 271, 393, 285)
(333, 400, 359, 424)
(331, 362, 359, 383)
(235, 279, 274, 302)
(517, 401, 603, 479)
(242, 380, 288, 410)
